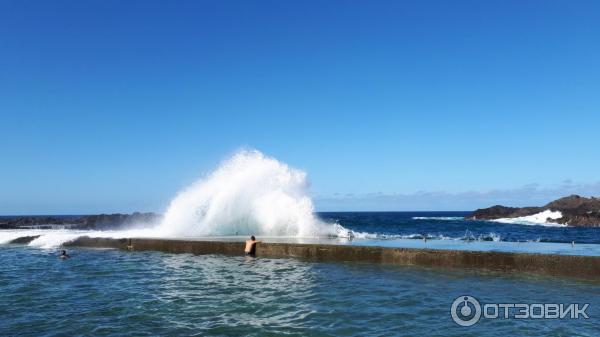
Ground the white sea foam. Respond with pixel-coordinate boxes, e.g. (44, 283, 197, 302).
(28, 231, 88, 249)
(321, 227, 501, 242)
(154, 150, 338, 238)
(487, 232, 502, 242)
(412, 216, 464, 221)
(0, 229, 88, 248)
(492, 210, 566, 227)
(0, 228, 163, 249)
(0, 227, 505, 248)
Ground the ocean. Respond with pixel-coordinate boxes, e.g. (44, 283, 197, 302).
(2, 211, 600, 336)
(319, 211, 600, 244)
(3, 211, 600, 247)
(2, 152, 599, 336)
(1, 245, 599, 336)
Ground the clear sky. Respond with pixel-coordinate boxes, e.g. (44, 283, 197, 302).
(1, 0, 599, 214)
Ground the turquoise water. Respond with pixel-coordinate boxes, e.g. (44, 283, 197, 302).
(1, 246, 599, 336)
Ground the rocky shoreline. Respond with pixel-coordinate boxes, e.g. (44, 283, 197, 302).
(468, 195, 600, 227)
(3, 196, 600, 230)
(0, 212, 161, 230)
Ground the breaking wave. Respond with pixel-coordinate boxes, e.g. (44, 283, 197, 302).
(154, 150, 340, 237)
(0, 228, 506, 248)
(0, 150, 355, 248)
(491, 210, 566, 227)
(0, 229, 161, 249)
(314, 225, 502, 242)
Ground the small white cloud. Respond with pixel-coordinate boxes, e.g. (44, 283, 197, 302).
(316, 181, 600, 211)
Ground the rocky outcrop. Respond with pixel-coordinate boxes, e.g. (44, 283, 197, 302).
(0, 212, 161, 230)
(468, 205, 543, 220)
(468, 195, 600, 227)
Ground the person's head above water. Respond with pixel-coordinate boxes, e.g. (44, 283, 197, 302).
(60, 250, 70, 259)
(251, 235, 256, 241)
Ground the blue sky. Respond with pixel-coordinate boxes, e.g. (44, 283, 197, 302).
(1, 0, 599, 214)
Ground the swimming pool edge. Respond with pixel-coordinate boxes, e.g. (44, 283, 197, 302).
(62, 237, 600, 280)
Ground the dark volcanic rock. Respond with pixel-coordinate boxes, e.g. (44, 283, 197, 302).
(468, 195, 600, 227)
(79, 212, 161, 230)
(468, 205, 543, 220)
(0, 212, 161, 230)
(9, 235, 41, 244)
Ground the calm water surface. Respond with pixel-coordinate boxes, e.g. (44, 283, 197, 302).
(1, 246, 599, 336)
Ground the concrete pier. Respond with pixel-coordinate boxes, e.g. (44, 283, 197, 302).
(65, 237, 600, 280)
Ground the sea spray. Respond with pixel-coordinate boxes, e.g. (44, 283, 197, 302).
(492, 210, 566, 227)
(0, 150, 346, 247)
(155, 150, 337, 237)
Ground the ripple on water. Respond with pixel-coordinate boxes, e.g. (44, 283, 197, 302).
(1, 246, 599, 336)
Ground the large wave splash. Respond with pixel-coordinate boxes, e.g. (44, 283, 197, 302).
(0, 150, 345, 248)
(154, 150, 337, 237)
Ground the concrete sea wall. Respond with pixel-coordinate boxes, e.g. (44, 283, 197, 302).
(65, 237, 600, 280)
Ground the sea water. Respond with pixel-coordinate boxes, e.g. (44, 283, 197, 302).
(2, 150, 600, 335)
(3, 212, 600, 255)
(2, 150, 599, 250)
(1, 245, 598, 336)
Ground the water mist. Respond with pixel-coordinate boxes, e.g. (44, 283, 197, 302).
(155, 150, 337, 237)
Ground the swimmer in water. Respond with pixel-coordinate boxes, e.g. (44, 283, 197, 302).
(244, 236, 261, 256)
(60, 250, 70, 259)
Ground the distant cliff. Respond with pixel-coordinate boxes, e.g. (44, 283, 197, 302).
(468, 195, 600, 227)
(0, 212, 161, 230)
